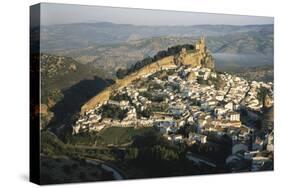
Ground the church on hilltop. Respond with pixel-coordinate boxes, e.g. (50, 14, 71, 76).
(175, 36, 214, 69)
(196, 36, 207, 53)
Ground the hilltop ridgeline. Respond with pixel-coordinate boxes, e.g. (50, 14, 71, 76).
(81, 37, 215, 114)
(116, 43, 195, 79)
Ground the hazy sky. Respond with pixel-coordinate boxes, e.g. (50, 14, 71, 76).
(40, 3, 273, 26)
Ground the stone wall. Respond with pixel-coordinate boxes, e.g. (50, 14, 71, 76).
(81, 56, 175, 113)
(174, 36, 212, 68)
(81, 37, 214, 113)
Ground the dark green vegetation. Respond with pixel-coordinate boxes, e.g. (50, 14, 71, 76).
(67, 127, 156, 146)
(40, 54, 114, 131)
(110, 93, 131, 102)
(40, 156, 114, 184)
(124, 135, 187, 177)
(96, 127, 155, 146)
(40, 130, 117, 184)
(41, 54, 111, 105)
(139, 90, 166, 102)
(116, 44, 195, 79)
(115, 129, 231, 178)
(257, 86, 271, 107)
(41, 130, 68, 156)
(49, 78, 114, 140)
(100, 104, 128, 120)
(41, 130, 115, 160)
(42, 127, 230, 179)
(67, 132, 98, 146)
(135, 107, 152, 118)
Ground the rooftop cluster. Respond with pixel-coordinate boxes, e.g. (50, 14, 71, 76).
(74, 60, 273, 171)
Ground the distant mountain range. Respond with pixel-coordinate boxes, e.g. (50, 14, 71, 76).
(39, 22, 273, 74)
(40, 22, 273, 50)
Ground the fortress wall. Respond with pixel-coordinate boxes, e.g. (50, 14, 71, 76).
(176, 50, 206, 67)
(81, 56, 175, 113)
(81, 37, 209, 114)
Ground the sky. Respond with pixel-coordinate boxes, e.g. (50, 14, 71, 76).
(40, 3, 274, 26)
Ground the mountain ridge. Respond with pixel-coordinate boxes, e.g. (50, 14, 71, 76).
(39, 23, 273, 75)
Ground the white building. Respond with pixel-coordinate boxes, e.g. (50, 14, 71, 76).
(225, 102, 233, 111)
(228, 112, 240, 121)
(189, 132, 207, 144)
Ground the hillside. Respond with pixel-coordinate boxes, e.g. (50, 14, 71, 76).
(41, 54, 111, 105)
(45, 37, 197, 75)
(81, 38, 213, 113)
(40, 54, 114, 129)
(38, 23, 273, 75)
(80, 55, 175, 114)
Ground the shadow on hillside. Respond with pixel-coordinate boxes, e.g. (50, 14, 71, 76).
(48, 76, 114, 136)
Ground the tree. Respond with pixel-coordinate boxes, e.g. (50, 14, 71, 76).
(101, 104, 128, 120)
(116, 68, 127, 79)
(115, 43, 195, 78)
(125, 148, 139, 160)
(62, 164, 71, 174)
(257, 87, 270, 103)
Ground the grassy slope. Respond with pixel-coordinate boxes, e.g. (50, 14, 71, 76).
(96, 127, 155, 146)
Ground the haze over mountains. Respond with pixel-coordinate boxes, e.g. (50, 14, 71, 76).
(40, 22, 273, 73)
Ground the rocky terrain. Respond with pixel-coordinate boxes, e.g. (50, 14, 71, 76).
(40, 54, 114, 129)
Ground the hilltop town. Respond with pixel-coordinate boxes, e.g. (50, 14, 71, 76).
(73, 37, 274, 172)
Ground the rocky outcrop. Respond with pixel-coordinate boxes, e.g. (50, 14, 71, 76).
(187, 72, 197, 81)
(174, 48, 202, 67)
(264, 94, 273, 108)
(174, 36, 214, 70)
(203, 53, 215, 69)
(39, 104, 54, 129)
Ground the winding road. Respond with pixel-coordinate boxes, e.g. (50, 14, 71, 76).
(85, 158, 125, 180)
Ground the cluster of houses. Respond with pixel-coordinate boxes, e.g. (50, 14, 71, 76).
(244, 81, 273, 111)
(226, 130, 274, 171)
(73, 63, 273, 172)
